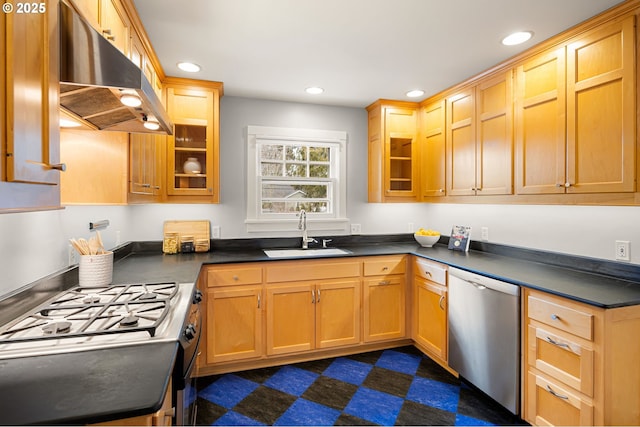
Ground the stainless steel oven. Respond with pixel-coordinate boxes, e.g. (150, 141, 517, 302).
(173, 287, 202, 425)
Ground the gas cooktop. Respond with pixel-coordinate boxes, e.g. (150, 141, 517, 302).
(0, 281, 196, 359)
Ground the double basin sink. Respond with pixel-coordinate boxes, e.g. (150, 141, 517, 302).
(263, 248, 351, 258)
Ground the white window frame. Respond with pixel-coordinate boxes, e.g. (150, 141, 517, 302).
(246, 125, 349, 234)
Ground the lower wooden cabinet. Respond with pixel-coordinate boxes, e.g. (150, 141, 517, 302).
(362, 256, 407, 342)
(411, 258, 448, 364)
(413, 278, 447, 361)
(206, 285, 263, 364)
(526, 370, 594, 426)
(523, 288, 640, 426)
(266, 279, 360, 355)
(199, 256, 410, 374)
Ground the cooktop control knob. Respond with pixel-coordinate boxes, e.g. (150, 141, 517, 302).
(192, 289, 203, 304)
(184, 324, 197, 341)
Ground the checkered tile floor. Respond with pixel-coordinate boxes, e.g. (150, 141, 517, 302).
(195, 346, 525, 426)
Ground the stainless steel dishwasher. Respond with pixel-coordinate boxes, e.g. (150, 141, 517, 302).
(448, 267, 520, 415)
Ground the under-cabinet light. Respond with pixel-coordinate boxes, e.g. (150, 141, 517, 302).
(120, 94, 142, 107)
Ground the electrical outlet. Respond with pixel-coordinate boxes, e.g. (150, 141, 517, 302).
(350, 223, 361, 235)
(68, 244, 79, 266)
(615, 240, 630, 261)
(481, 227, 489, 241)
(212, 225, 221, 239)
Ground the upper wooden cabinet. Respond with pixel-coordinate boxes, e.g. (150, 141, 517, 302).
(515, 16, 635, 195)
(367, 100, 419, 202)
(1, 0, 62, 211)
(2, 0, 61, 186)
(446, 71, 514, 196)
(71, 0, 129, 55)
(128, 133, 162, 203)
(419, 100, 446, 198)
(164, 79, 222, 202)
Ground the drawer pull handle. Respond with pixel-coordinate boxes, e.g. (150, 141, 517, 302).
(546, 385, 569, 400)
(382, 266, 389, 271)
(425, 271, 432, 277)
(379, 280, 391, 285)
(550, 314, 561, 321)
(546, 336, 570, 349)
(311, 290, 315, 304)
(438, 295, 445, 310)
(317, 289, 321, 303)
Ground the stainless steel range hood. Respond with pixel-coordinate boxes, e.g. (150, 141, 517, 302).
(59, 2, 172, 135)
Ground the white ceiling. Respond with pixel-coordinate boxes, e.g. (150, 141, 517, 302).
(133, 0, 623, 108)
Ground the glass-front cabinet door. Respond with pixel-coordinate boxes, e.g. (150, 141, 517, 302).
(170, 122, 209, 193)
(165, 82, 220, 201)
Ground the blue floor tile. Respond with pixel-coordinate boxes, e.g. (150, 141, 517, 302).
(406, 376, 460, 413)
(344, 387, 404, 426)
(322, 357, 372, 385)
(376, 349, 422, 375)
(455, 413, 496, 426)
(213, 410, 266, 426)
(264, 365, 319, 396)
(199, 374, 259, 409)
(274, 398, 341, 426)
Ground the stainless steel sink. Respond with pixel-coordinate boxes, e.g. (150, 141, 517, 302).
(263, 248, 351, 258)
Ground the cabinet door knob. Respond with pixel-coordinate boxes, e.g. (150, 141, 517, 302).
(438, 295, 445, 310)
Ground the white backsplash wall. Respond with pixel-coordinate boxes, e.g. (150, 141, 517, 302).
(1, 95, 639, 299)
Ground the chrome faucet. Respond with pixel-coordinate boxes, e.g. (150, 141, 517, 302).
(298, 209, 316, 249)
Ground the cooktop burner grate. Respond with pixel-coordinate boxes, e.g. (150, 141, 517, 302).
(0, 282, 178, 343)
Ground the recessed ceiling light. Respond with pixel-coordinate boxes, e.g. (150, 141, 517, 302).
(502, 31, 533, 46)
(406, 90, 425, 98)
(305, 87, 324, 95)
(177, 62, 201, 73)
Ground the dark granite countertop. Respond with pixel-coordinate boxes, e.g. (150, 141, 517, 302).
(0, 341, 177, 425)
(2, 234, 640, 425)
(110, 236, 640, 309)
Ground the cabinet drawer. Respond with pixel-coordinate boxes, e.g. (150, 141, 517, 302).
(528, 295, 593, 340)
(266, 260, 360, 283)
(363, 255, 406, 276)
(207, 266, 263, 287)
(413, 258, 447, 285)
(528, 325, 594, 396)
(527, 370, 594, 426)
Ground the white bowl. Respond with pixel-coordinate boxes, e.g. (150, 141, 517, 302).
(414, 233, 440, 247)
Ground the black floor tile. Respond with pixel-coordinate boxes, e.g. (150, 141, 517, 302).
(196, 346, 527, 426)
(302, 375, 359, 410)
(457, 383, 525, 426)
(395, 400, 457, 426)
(233, 385, 297, 425)
(363, 366, 413, 398)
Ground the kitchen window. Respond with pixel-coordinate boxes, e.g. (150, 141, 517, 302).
(246, 126, 348, 233)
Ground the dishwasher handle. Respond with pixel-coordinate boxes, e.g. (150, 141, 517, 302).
(449, 267, 520, 296)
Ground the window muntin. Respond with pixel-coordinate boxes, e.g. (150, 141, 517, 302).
(257, 140, 336, 215)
